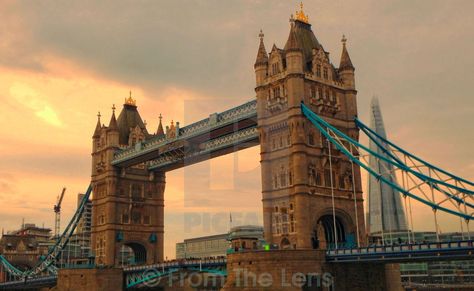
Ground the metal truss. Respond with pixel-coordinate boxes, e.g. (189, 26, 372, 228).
(124, 258, 227, 289)
(301, 103, 474, 225)
(113, 99, 257, 166)
(0, 185, 92, 280)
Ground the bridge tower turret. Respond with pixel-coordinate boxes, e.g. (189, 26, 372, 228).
(91, 95, 165, 266)
(254, 30, 268, 87)
(255, 8, 366, 250)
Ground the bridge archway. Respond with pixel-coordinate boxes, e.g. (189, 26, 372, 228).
(312, 210, 354, 249)
(118, 242, 147, 266)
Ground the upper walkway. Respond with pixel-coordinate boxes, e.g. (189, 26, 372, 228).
(111, 100, 258, 171)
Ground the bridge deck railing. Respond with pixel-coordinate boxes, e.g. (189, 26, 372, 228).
(326, 240, 474, 256)
(123, 258, 227, 273)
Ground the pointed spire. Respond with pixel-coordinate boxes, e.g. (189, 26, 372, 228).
(156, 113, 164, 135)
(93, 111, 102, 138)
(108, 104, 118, 131)
(254, 29, 268, 67)
(284, 23, 302, 51)
(339, 34, 354, 71)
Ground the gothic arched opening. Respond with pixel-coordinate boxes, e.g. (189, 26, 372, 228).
(119, 242, 147, 266)
(312, 215, 346, 250)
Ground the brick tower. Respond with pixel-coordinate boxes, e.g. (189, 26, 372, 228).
(255, 6, 366, 249)
(90, 94, 165, 266)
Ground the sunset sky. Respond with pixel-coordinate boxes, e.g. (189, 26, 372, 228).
(1, 0, 473, 258)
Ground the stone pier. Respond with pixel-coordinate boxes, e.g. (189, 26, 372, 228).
(223, 250, 403, 291)
(56, 268, 123, 291)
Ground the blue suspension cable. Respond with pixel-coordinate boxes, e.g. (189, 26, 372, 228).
(358, 125, 474, 209)
(356, 118, 474, 188)
(301, 103, 473, 221)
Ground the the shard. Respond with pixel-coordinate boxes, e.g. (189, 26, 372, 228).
(367, 97, 408, 235)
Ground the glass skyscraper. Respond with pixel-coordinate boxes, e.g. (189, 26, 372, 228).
(367, 97, 408, 235)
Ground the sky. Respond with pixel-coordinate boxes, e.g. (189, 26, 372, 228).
(0, 0, 473, 259)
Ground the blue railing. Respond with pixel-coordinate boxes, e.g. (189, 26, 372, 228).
(326, 240, 474, 263)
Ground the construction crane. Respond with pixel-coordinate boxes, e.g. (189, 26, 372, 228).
(54, 187, 66, 240)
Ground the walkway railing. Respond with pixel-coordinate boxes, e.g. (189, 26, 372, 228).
(326, 240, 474, 263)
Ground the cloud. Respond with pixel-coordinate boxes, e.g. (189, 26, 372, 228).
(9, 82, 64, 127)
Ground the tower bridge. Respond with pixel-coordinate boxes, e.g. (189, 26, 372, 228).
(1, 3, 474, 291)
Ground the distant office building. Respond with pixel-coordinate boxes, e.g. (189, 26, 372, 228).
(70, 193, 92, 259)
(367, 97, 407, 235)
(8, 223, 51, 242)
(176, 233, 229, 259)
(175, 225, 264, 259)
(398, 231, 474, 287)
(76, 193, 92, 235)
(0, 223, 51, 269)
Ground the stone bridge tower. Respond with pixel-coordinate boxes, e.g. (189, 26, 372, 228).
(90, 95, 165, 266)
(255, 8, 366, 250)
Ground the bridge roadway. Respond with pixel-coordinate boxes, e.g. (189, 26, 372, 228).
(1, 240, 473, 290)
(111, 99, 258, 171)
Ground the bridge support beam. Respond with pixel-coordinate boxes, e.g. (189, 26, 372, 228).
(56, 268, 123, 291)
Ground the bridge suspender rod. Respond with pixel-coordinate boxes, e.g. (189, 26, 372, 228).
(429, 168, 440, 242)
(402, 174, 411, 244)
(328, 138, 338, 249)
(467, 220, 471, 240)
(350, 155, 360, 247)
(457, 180, 465, 240)
(403, 155, 416, 243)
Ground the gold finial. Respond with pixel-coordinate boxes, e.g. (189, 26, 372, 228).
(124, 90, 136, 106)
(112, 104, 116, 114)
(342, 34, 347, 45)
(159, 113, 162, 121)
(296, 1, 309, 24)
(258, 29, 264, 41)
(97, 111, 101, 119)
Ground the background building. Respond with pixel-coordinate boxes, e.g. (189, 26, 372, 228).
(399, 231, 474, 287)
(0, 223, 51, 270)
(176, 225, 264, 259)
(69, 193, 92, 260)
(367, 97, 407, 236)
(175, 233, 229, 259)
(229, 225, 265, 251)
